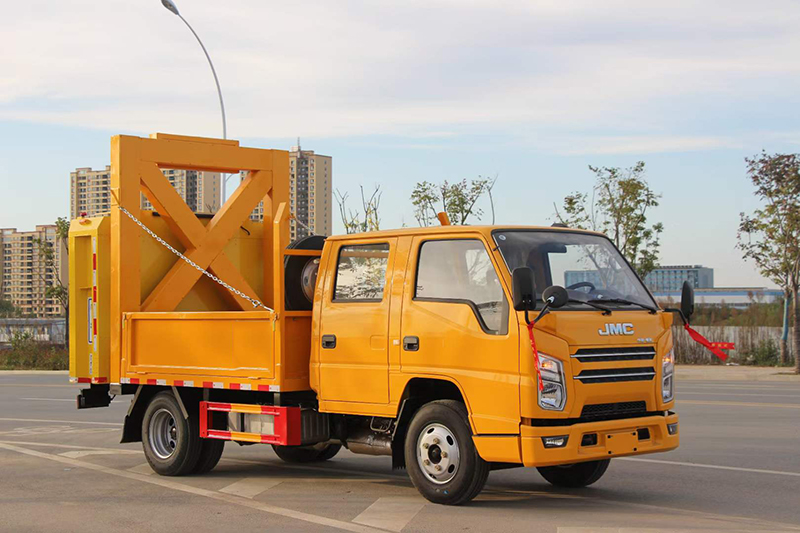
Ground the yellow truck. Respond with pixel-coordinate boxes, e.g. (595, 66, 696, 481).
(70, 133, 684, 505)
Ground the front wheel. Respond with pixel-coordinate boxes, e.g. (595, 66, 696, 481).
(404, 400, 489, 505)
(537, 459, 610, 487)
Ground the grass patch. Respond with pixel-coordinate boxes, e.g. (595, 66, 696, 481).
(0, 331, 68, 370)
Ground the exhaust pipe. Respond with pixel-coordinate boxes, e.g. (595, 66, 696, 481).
(345, 429, 392, 456)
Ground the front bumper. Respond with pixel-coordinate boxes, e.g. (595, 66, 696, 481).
(520, 412, 679, 467)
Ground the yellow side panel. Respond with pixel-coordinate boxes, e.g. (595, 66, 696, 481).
(125, 312, 275, 379)
(69, 217, 109, 383)
(472, 435, 522, 463)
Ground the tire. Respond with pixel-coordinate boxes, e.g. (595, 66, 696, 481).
(272, 442, 341, 463)
(192, 439, 225, 474)
(404, 400, 489, 505)
(141, 391, 202, 476)
(537, 459, 610, 488)
(284, 235, 326, 311)
(316, 443, 342, 461)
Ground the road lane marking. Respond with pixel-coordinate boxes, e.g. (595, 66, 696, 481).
(20, 398, 77, 402)
(18, 397, 127, 404)
(128, 463, 155, 475)
(0, 442, 382, 533)
(557, 527, 753, 533)
(352, 496, 426, 532)
(0, 440, 140, 452)
(679, 400, 800, 409)
(219, 477, 282, 498)
(0, 417, 122, 426)
(618, 457, 800, 477)
(60, 449, 138, 459)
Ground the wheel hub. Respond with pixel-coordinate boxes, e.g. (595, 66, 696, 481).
(150, 408, 178, 460)
(417, 423, 460, 484)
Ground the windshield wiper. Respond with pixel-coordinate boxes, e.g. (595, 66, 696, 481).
(568, 298, 612, 315)
(588, 298, 657, 314)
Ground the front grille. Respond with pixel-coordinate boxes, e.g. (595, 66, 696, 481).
(573, 346, 656, 363)
(580, 401, 647, 420)
(575, 366, 656, 384)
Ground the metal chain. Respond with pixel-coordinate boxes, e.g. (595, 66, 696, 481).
(292, 215, 314, 236)
(116, 205, 274, 313)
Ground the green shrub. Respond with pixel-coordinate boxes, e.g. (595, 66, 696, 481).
(0, 331, 68, 370)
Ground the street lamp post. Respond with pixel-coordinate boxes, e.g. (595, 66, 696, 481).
(160, 0, 230, 204)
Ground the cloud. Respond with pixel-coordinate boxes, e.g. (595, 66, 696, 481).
(2, 0, 800, 153)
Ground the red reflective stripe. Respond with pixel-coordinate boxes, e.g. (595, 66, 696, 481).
(129, 378, 140, 385)
(92, 318, 97, 336)
(257, 385, 271, 392)
(91, 377, 108, 384)
(92, 287, 97, 303)
(229, 383, 241, 390)
(203, 381, 214, 388)
(207, 430, 232, 440)
(92, 254, 97, 270)
(174, 380, 184, 387)
(76, 377, 91, 383)
(147, 379, 157, 385)
(684, 324, 731, 361)
(526, 322, 543, 391)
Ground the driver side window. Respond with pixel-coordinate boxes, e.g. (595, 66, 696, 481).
(415, 239, 508, 334)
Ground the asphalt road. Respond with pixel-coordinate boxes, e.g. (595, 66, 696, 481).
(1, 373, 798, 532)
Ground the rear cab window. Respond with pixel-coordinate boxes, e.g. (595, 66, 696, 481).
(333, 243, 390, 302)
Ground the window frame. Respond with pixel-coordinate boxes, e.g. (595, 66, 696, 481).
(332, 241, 391, 303)
(412, 237, 509, 336)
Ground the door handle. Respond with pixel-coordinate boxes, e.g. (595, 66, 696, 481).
(322, 335, 337, 349)
(403, 336, 419, 351)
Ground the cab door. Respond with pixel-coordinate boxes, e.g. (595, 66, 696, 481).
(400, 236, 520, 434)
(318, 238, 397, 405)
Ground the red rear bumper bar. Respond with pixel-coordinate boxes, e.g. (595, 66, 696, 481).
(199, 401, 301, 445)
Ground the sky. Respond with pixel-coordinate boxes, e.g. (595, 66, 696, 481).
(2, 0, 800, 287)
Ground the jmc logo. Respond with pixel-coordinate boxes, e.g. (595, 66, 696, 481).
(598, 323, 635, 336)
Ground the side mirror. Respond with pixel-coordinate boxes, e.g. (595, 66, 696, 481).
(542, 286, 569, 309)
(681, 281, 695, 321)
(512, 267, 536, 311)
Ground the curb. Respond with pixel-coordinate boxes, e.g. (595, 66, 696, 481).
(676, 365, 800, 382)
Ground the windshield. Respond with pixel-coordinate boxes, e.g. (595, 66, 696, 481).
(492, 230, 656, 309)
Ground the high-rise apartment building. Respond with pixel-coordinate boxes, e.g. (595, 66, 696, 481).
(70, 167, 220, 219)
(71, 166, 112, 219)
(0, 225, 67, 317)
(246, 143, 332, 241)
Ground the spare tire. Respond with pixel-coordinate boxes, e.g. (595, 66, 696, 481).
(284, 235, 326, 311)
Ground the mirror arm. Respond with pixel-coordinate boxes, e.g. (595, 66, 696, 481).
(664, 307, 688, 326)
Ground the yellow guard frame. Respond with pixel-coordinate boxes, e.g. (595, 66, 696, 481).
(108, 133, 311, 391)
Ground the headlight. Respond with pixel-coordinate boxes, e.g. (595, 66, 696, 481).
(538, 354, 566, 411)
(662, 349, 675, 402)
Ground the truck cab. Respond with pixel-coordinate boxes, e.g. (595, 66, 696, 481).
(308, 225, 678, 501)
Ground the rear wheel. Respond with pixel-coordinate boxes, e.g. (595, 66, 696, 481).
(404, 400, 489, 505)
(537, 459, 610, 487)
(142, 391, 201, 476)
(192, 439, 225, 474)
(272, 442, 341, 463)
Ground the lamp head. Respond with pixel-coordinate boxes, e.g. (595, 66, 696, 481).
(161, 0, 180, 16)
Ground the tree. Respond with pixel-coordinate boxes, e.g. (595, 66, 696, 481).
(737, 152, 800, 372)
(0, 298, 18, 318)
(34, 217, 69, 345)
(334, 185, 382, 234)
(554, 162, 663, 278)
(411, 176, 497, 227)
